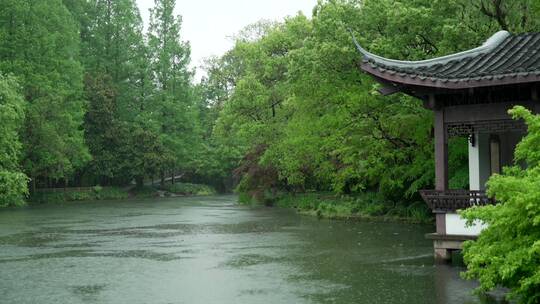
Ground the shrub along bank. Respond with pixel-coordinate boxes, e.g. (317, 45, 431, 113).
(30, 186, 129, 204)
(29, 183, 217, 204)
(240, 192, 432, 224)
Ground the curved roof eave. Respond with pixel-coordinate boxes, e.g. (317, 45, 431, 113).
(352, 30, 511, 69)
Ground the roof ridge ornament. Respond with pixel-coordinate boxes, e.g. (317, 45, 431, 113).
(350, 30, 511, 69)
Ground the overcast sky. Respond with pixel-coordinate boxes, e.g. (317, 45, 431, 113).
(135, 0, 317, 80)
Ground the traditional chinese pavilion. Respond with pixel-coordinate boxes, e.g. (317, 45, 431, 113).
(354, 31, 540, 262)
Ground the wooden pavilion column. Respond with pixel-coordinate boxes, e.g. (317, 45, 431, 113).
(434, 108, 449, 191)
(434, 105, 448, 235)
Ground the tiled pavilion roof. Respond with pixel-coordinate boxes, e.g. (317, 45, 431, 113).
(354, 31, 540, 89)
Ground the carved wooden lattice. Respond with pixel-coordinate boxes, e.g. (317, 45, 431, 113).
(446, 119, 527, 137)
(419, 190, 496, 212)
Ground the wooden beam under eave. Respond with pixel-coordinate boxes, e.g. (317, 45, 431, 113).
(443, 101, 535, 123)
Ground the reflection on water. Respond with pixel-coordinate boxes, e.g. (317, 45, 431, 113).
(0, 195, 506, 304)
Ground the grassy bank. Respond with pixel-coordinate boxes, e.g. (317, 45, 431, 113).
(240, 192, 433, 224)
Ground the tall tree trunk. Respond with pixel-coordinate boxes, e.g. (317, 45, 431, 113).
(160, 171, 165, 187)
(136, 176, 144, 189)
(31, 176, 36, 194)
(171, 169, 175, 184)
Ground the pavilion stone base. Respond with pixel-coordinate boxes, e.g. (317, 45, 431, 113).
(426, 233, 477, 264)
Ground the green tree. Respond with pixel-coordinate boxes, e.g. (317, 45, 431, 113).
(0, 0, 89, 190)
(68, 0, 162, 186)
(211, 17, 312, 196)
(0, 75, 28, 207)
(147, 0, 199, 184)
(461, 106, 540, 303)
(79, 0, 147, 116)
(83, 74, 131, 185)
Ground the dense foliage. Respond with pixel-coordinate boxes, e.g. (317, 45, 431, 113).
(0, 75, 27, 207)
(461, 106, 540, 303)
(203, 0, 540, 205)
(0, 0, 89, 192)
(0, 0, 212, 204)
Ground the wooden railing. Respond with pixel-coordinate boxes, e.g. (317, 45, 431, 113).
(419, 189, 496, 212)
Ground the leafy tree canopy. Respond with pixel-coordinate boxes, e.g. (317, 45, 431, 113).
(462, 106, 540, 303)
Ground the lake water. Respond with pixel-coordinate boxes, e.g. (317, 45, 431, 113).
(0, 195, 505, 303)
